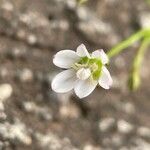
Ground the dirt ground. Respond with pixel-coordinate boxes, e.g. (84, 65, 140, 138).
(0, 0, 150, 149)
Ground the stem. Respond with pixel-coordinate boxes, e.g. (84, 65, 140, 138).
(107, 28, 150, 58)
(128, 37, 150, 90)
(132, 37, 150, 72)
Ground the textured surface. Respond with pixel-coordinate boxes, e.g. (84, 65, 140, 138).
(0, 0, 150, 149)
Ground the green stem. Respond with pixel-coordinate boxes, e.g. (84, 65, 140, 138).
(128, 37, 150, 90)
(107, 28, 150, 58)
(132, 37, 150, 72)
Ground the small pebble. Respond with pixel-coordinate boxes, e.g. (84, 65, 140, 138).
(59, 103, 80, 119)
(137, 126, 150, 138)
(23, 102, 53, 121)
(0, 84, 13, 101)
(0, 120, 32, 145)
(99, 118, 115, 132)
(112, 134, 123, 146)
(1, 2, 14, 11)
(35, 132, 77, 150)
(83, 144, 100, 150)
(19, 68, 33, 82)
(27, 34, 37, 45)
(117, 120, 134, 134)
(139, 12, 150, 28)
(0, 102, 4, 111)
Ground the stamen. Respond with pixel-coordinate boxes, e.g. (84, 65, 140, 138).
(73, 56, 103, 81)
(76, 68, 91, 80)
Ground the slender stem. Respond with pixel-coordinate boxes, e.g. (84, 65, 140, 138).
(128, 36, 150, 90)
(107, 28, 150, 58)
(132, 37, 150, 71)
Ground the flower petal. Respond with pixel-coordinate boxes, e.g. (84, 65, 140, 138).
(74, 79, 98, 98)
(92, 49, 109, 64)
(99, 66, 113, 89)
(53, 50, 80, 68)
(51, 69, 76, 93)
(76, 44, 90, 58)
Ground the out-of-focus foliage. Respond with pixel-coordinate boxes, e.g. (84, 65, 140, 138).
(77, 0, 88, 4)
(146, 0, 150, 5)
(108, 28, 150, 91)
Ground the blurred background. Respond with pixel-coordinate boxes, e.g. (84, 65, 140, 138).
(0, 0, 150, 149)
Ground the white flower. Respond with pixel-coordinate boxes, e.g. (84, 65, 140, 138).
(51, 44, 113, 98)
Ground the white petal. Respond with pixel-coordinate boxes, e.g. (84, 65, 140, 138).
(53, 50, 80, 68)
(92, 49, 109, 64)
(51, 69, 76, 93)
(76, 44, 90, 58)
(74, 79, 98, 98)
(99, 66, 113, 89)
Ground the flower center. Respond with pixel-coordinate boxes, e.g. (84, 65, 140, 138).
(72, 56, 103, 81)
(76, 68, 91, 80)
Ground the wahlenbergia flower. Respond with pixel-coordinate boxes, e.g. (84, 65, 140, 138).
(51, 44, 112, 98)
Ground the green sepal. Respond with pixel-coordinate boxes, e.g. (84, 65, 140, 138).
(78, 56, 89, 65)
(89, 58, 102, 80)
(76, 56, 103, 81)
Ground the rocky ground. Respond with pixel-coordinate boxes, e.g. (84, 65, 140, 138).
(0, 0, 150, 149)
